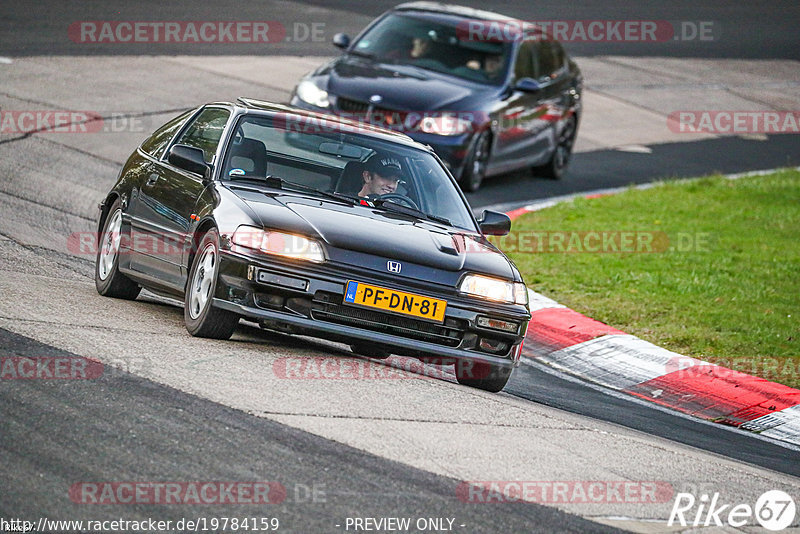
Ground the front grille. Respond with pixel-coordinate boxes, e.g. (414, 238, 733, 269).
(312, 301, 464, 347)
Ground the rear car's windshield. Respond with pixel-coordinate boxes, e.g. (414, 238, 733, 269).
(351, 12, 512, 85)
(221, 113, 478, 232)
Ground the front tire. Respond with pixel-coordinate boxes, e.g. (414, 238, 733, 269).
(459, 130, 491, 192)
(184, 228, 239, 339)
(455, 360, 512, 392)
(535, 114, 577, 180)
(95, 199, 141, 300)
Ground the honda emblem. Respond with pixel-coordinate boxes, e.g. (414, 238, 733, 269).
(386, 261, 402, 273)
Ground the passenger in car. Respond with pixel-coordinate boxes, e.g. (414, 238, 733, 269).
(466, 54, 504, 79)
(410, 36, 431, 58)
(384, 34, 432, 61)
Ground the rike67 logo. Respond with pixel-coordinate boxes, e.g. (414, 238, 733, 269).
(669, 490, 796, 531)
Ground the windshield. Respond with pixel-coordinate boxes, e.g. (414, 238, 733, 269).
(351, 12, 512, 85)
(221, 113, 478, 232)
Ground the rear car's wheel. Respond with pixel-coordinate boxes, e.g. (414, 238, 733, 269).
(95, 199, 141, 300)
(184, 228, 239, 339)
(459, 130, 491, 192)
(455, 360, 513, 392)
(535, 114, 578, 180)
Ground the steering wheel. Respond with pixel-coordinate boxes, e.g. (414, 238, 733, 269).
(375, 193, 420, 211)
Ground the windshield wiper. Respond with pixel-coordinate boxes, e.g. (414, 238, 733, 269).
(233, 174, 362, 206)
(226, 175, 274, 186)
(372, 199, 452, 227)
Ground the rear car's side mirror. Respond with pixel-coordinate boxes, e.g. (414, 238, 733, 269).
(332, 33, 351, 49)
(515, 77, 542, 93)
(168, 144, 210, 181)
(477, 210, 511, 236)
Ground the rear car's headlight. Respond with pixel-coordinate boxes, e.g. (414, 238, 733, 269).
(418, 114, 473, 136)
(459, 274, 528, 305)
(295, 80, 330, 108)
(232, 226, 325, 263)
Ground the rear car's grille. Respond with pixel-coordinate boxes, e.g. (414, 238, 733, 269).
(311, 301, 464, 347)
(335, 98, 408, 129)
(336, 96, 369, 113)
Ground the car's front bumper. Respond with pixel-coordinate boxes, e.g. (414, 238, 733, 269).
(405, 131, 472, 178)
(215, 249, 530, 368)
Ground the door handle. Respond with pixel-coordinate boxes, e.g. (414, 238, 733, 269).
(146, 174, 160, 187)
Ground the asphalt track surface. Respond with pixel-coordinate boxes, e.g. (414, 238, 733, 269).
(3, 0, 799, 59)
(2, 1, 800, 532)
(471, 134, 800, 209)
(0, 328, 616, 534)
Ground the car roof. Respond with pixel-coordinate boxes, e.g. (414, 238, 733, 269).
(394, 2, 521, 24)
(227, 98, 431, 151)
(393, 2, 540, 38)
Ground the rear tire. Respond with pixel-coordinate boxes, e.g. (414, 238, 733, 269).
(184, 228, 239, 339)
(95, 199, 141, 300)
(455, 360, 512, 392)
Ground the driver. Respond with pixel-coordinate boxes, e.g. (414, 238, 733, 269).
(358, 153, 404, 198)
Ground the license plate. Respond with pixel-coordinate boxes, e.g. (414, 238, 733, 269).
(343, 281, 447, 323)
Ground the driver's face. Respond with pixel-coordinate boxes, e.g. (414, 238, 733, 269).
(361, 171, 400, 196)
(485, 55, 503, 75)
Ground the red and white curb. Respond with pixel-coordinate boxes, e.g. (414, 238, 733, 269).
(506, 170, 800, 447)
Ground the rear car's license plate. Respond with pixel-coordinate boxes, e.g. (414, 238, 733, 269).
(344, 281, 447, 323)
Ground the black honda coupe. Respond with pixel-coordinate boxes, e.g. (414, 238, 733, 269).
(95, 99, 530, 392)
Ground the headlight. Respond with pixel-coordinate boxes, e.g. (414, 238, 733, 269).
(459, 274, 528, 305)
(295, 80, 330, 108)
(418, 114, 473, 136)
(232, 226, 325, 263)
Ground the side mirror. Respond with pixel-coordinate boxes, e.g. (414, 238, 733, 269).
(477, 210, 511, 236)
(332, 33, 351, 50)
(168, 144, 210, 181)
(515, 77, 542, 92)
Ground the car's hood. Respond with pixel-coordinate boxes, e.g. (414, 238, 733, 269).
(233, 189, 515, 280)
(322, 56, 485, 111)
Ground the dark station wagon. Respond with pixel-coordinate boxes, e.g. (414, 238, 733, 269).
(291, 2, 583, 191)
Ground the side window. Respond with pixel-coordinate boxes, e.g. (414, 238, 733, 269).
(140, 109, 194, 159)
(535, 40, 566, 81)
(513, 41, 535, 80)
(174, 107, 231, 164)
